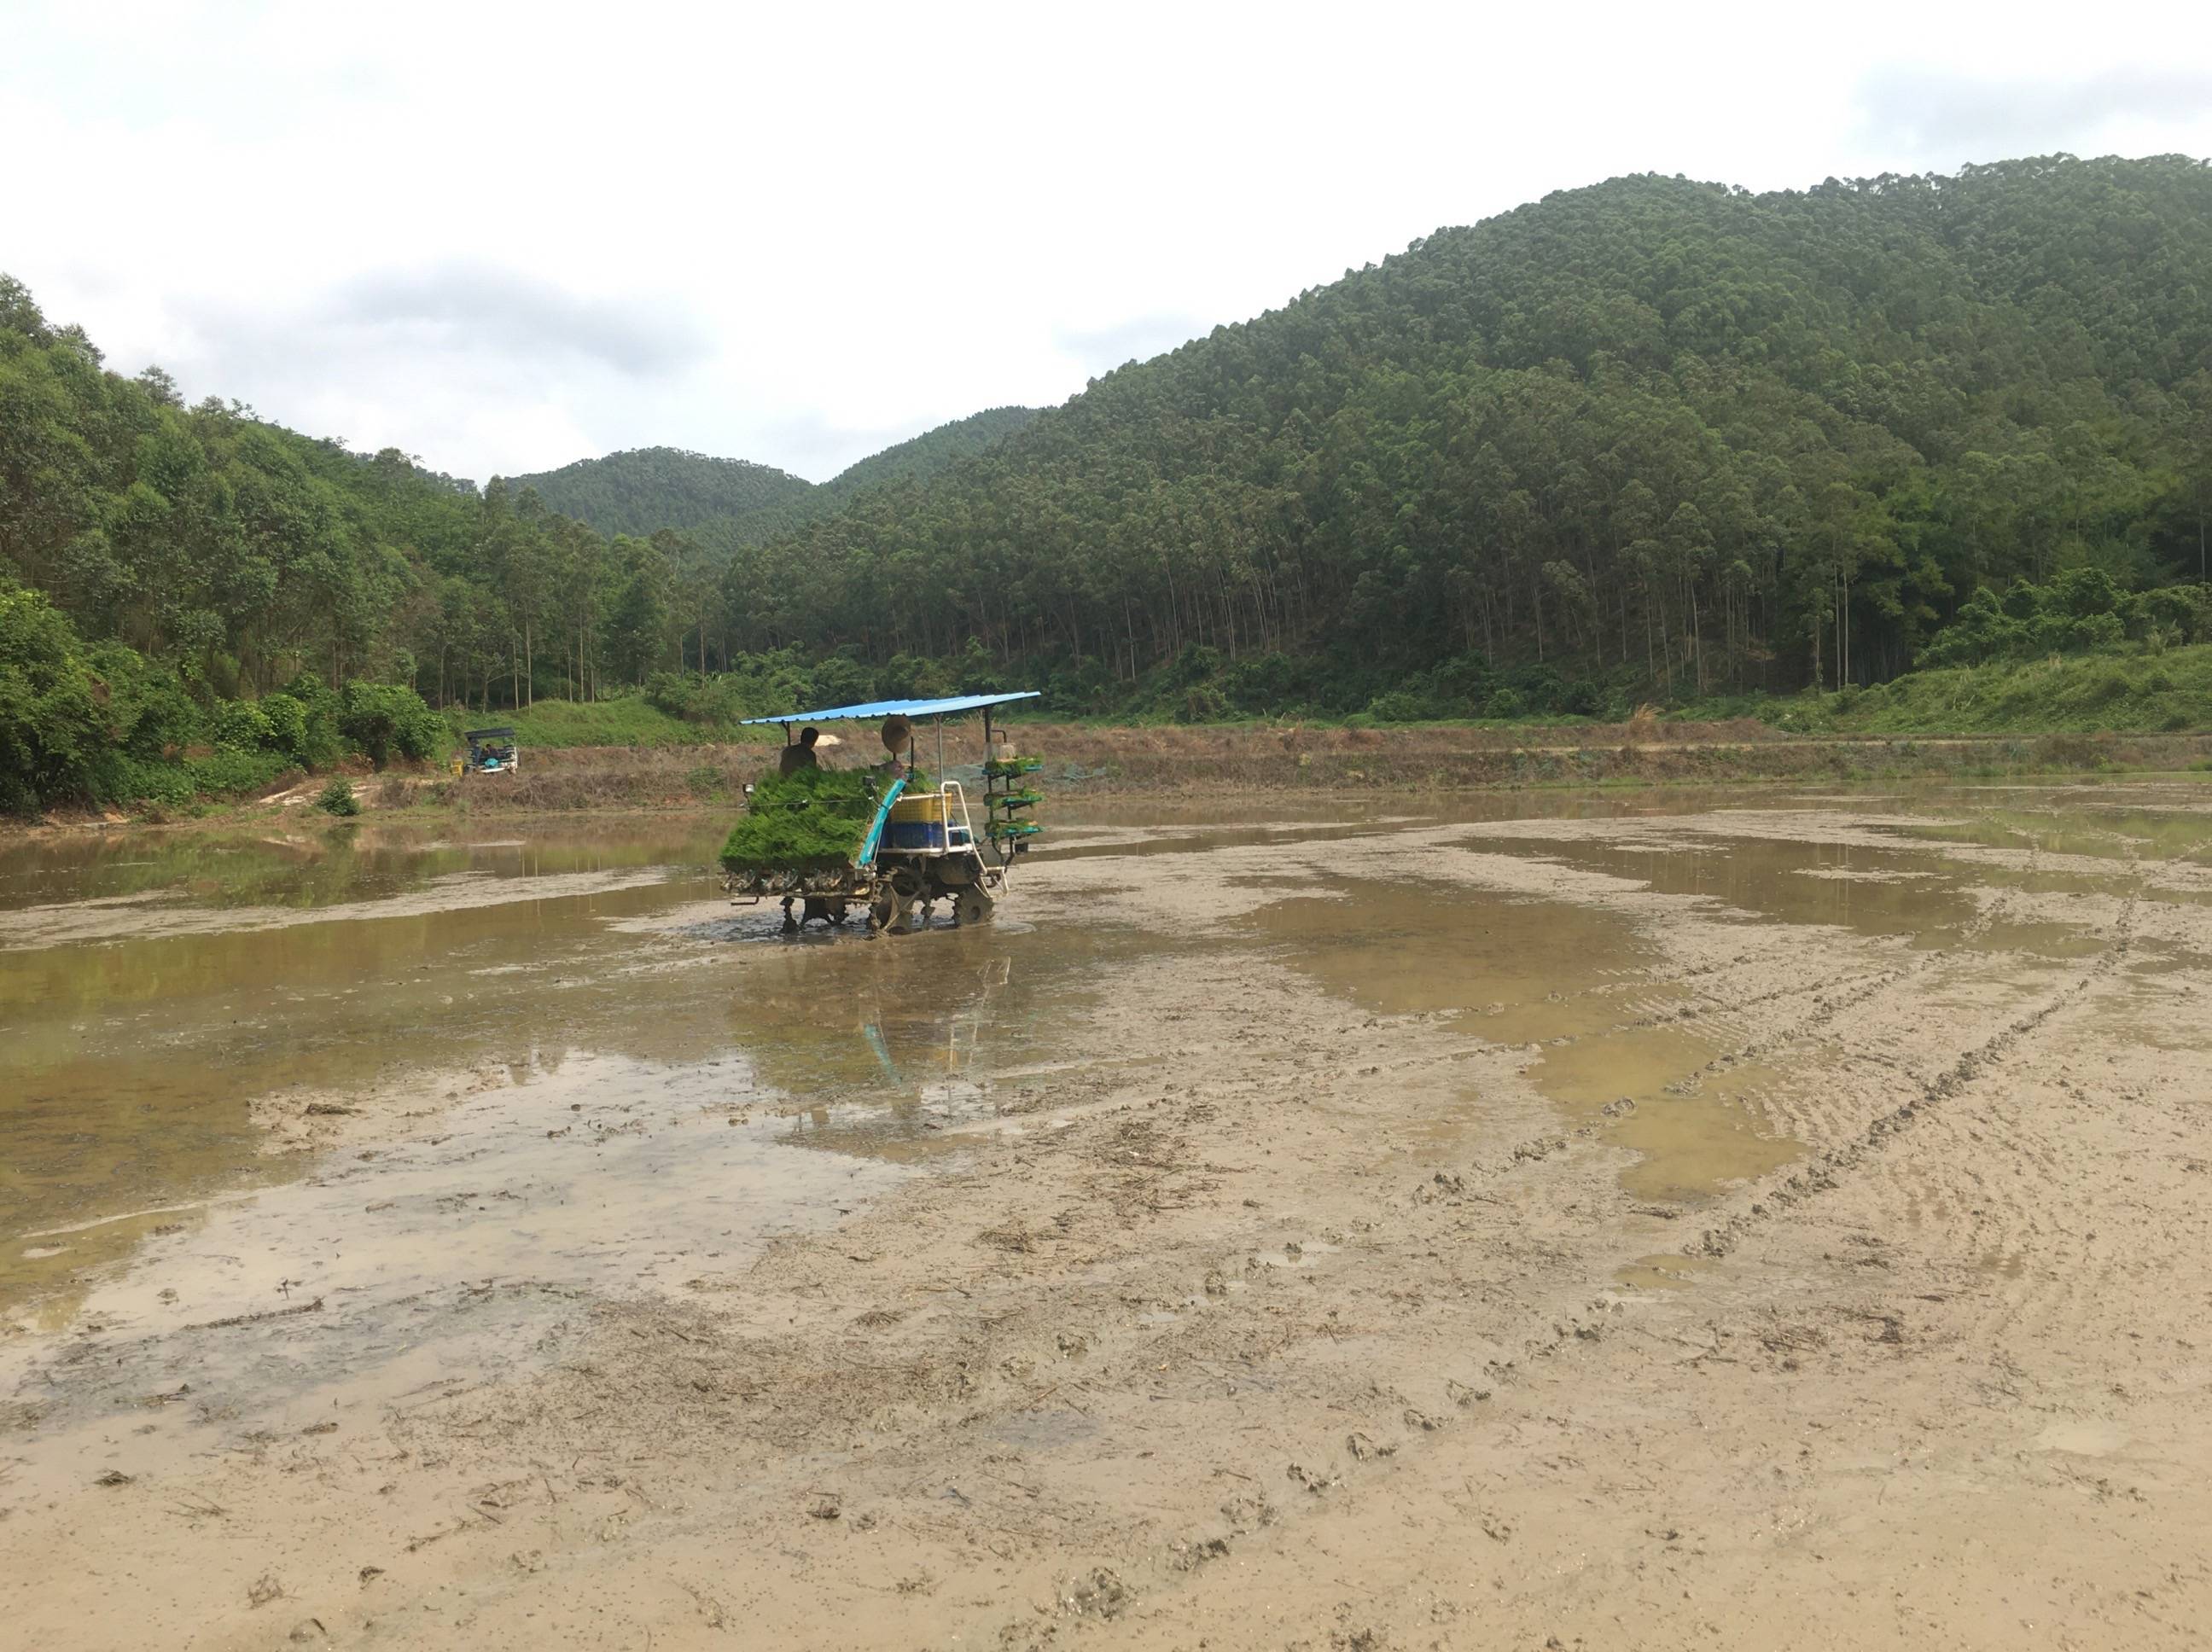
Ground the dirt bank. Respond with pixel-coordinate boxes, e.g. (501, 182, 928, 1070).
(12, 721, 2209, 840)
(398, 723, 2212, 806)
(2, 789, 2209, 1649)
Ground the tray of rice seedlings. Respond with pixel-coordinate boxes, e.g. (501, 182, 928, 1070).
(719, 768, 939, 893)
(719, 768, 888, 887)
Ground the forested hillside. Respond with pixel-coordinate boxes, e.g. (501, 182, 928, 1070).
(7, 154, 2212, 810)
(509, 447, 813, 538)
(505, 407, 1042, 560)
(720, 154, 2212, 714)
(818, 406, 1041, 501)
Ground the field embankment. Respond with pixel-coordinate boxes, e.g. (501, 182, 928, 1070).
(16, 716, 2209, 837)
(338, 720, 2212, 821)
(1008, 722, 2212, 791)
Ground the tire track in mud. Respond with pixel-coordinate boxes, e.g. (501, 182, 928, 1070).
(1688, 866, 2021, 1077)
(1359, 860, 2078, 1378)
(965, 934, 2017, 1646)
(1685, 878, 2139, 1264)
(1435, 840, 2028, 1083)
(1355, 862, 2040, 1228)
(1051, 870, 2154, 1649)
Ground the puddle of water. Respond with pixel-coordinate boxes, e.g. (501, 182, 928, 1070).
(1516, 1029, 1803, 1203)
(11, 1048, 905, 1347)
(1464, 831, 1990, 945)
(1615, 1253, 1725, 1291)
(1252, 877, 1668, 1043)
(1252, 872, 1802, 1203)
(1893, 805, 2212, 866)
(0, 828, 1159, 1330)
(0, 817, 725, 922)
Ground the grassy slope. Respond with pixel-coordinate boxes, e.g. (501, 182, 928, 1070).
(442, 646, 2210, 756)
(1679, 645, 2212, 736)
(1828, 646, 2212, 735)
(443, 699, 773, 750)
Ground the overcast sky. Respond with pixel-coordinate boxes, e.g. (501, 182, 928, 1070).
(8, 2, 2211, 485)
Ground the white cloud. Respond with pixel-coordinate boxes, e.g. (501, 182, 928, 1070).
(6, 0, 2209, 483)
(1850, 64, 2212, 167)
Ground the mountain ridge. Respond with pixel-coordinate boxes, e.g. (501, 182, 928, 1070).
(711, 152, 2212, 709)
(504, 405, 1043, 552)
(8, 151, 2212, 810)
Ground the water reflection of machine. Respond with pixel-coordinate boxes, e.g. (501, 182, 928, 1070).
(731, 944, 1021, 1155)
(860, 954, 1013, 1086)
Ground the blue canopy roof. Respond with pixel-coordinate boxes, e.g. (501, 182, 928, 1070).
(739, 690, 1039, 727)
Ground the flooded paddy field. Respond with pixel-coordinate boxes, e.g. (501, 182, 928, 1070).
(3, 781, 2211, 1649)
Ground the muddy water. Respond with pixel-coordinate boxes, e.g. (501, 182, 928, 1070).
(0, 824, 1148, 1326)
(3, 782, 2203, 1432)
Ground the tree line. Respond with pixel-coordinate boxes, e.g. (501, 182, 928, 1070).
(713, 155, 2212, 713)
(8, 154, 2212, 806)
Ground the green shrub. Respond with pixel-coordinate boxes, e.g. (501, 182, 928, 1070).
(1176, 683, 1231, 724)
(212, 699, 274, 752)
(188, 747, 291, 795)
(279, 675, 347, 767)
(1557, 678, 1605, 717)
(1364, 690, 1429, 723)
(2088, 667, 2132, 705)
(258, 691, 311, 763)
(96, 754, 195, 806)
(2049, 567, 2121, 618)
(807, 653, 875, 710)
(317, 777, 361, 816)
(1220, 651, 1315, 714)
(874, 652, 952, 701)
(82, 643, 204, 759)
(338, 681, 441, 766)
(0, 584, 108, 811)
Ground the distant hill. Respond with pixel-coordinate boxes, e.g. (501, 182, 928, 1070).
(13, 152, 2212, 801)
(504, 447, 813, 538)
(822, 406, 1042, 500)
(723, 153, 2212, 708)
(505, 406, 1042, 553)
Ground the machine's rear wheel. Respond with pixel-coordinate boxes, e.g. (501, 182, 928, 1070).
(953, 885, 994, 926)
(874, 866, 923, 934)
(868, 886, 899, 933)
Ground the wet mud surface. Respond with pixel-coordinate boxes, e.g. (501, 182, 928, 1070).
(3, 782, 2211, 1648)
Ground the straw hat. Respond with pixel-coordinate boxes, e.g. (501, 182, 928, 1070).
(880, 714, 913, 754)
